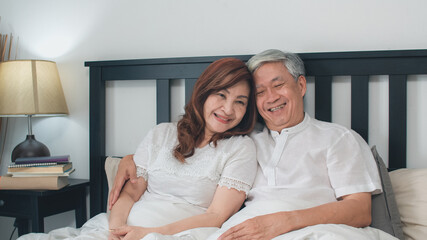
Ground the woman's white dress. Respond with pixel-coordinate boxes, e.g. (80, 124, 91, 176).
(17, 123, 257, 240)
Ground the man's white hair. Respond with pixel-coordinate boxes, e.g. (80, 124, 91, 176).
(246, 49, 305, 80)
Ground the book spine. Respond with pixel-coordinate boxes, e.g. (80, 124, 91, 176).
(9, 162, 58, 168)
(15, 155, 70, 164)
(9, 168, 75, 177)
(0, 176, 69, 190)
(7, 163, 72, 173)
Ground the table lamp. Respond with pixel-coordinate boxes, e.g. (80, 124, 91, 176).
(0, 60, 69, 162)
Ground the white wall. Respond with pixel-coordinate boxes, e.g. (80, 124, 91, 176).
(1, 0, 426, 239)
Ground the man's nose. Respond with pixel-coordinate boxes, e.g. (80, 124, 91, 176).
(266, 88, 280, 103)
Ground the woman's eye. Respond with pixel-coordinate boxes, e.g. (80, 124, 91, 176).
(236, 100, 246, 106)
(217, 93, 226, 98)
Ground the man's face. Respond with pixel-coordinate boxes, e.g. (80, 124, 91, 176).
(253, 62, 306, 132)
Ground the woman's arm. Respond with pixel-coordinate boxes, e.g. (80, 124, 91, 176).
(161, 186, 246, 233)
(108, 176, 147, 230)
(111, 186, 246, 237)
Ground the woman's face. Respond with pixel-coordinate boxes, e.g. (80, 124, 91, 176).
(203, 80, 250, 140)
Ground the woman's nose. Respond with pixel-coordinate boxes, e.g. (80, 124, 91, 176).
(222, 101, 234, 115)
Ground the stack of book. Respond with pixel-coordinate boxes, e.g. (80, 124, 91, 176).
(0, 155, 74, 190)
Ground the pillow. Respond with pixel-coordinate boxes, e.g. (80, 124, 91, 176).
(390, 168, 427, 240)
(105, 156, 122, 213)
(370, 146, 404, 240)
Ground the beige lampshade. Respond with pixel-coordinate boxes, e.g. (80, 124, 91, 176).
(0, 60, 68, 116)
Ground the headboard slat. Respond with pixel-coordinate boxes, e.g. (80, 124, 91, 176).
(185, 78, 197, 104)
(102, 63, 212, 81)
(389, 74, 407, 170)
(156, 79, 171, 124)
(302, 50, 427, 76)
(351, 75, 369, 142)
(314, 76, 332, 122)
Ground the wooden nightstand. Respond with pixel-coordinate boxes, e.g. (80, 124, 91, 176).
(0, 178, 89, 236)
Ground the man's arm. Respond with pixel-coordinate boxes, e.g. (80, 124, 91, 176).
(109, 176, 147, 230)
(108, 154, 138, 210)
(219, 192, 371, 240)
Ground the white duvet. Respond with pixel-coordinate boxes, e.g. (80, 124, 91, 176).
(18, 199, 398, 240)
(205, 199, 399, 240)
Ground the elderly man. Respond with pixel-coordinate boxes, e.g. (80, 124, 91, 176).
(110, 50, 392, 239)
(215, 49, 383, 239)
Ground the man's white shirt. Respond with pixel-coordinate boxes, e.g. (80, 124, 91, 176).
(246, 113, 382, 208)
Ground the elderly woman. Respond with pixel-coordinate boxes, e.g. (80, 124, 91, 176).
(18, 58, 258, 240)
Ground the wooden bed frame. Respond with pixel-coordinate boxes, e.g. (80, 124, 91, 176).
(85, 49, 427, 217)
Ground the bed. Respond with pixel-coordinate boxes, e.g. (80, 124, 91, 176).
(84, 49, 427, 240)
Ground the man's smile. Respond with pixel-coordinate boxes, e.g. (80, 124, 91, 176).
(268, 103, 286, 112)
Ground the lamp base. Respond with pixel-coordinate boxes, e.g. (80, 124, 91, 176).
(11, 135, 51, 162)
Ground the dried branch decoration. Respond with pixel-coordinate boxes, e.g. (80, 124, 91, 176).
(0, 16, 17, 62)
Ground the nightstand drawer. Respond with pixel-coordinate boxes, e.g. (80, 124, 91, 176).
(0, 193, 32, 217)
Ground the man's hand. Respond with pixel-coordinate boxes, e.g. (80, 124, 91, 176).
(218, 214, 286, 240)
(108, 154, 137, 209)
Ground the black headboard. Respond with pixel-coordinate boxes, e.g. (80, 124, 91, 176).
(85, 49, 427, 217)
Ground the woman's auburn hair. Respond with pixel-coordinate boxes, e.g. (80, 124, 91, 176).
(173, 58, 256, 162)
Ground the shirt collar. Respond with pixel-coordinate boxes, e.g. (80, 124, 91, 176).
(269, 113, 310, 138)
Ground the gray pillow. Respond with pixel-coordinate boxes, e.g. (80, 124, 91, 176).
(370, 146, 404, 240)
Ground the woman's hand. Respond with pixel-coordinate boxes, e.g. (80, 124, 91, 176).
(108, 232, 122, 240)
(110, 225, 153, 240)
(109, 154, 138, 209)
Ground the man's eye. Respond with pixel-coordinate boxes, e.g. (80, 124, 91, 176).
(256, 91, 265, 96)
(274, 83, 284, 88)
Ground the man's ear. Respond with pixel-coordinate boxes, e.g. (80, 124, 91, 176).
(297, 75, 307, 97)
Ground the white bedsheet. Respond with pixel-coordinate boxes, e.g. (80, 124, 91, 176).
(17, 213, 111, 240)
(149, 199, 400, 240)
(17, 200, 206, 240)
(18, 199, 399, 240)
